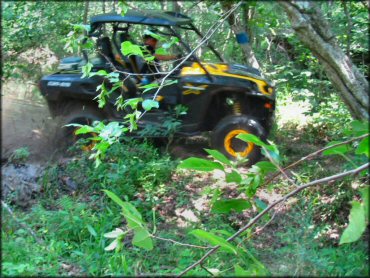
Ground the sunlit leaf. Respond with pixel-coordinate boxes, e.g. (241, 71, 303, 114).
(155, 47, 168, 55)
(74, 125, 94, 135)
(322, 141, 350, 156)
(104, 228, 125, 239)
(121, 41, 144, 57)
(236, 134, 269, 149)
(360, 187, 369, 222)
(81, 62, 93, 78)
(226, 170, 242, 183)
(205, 149, 232, 166)
(254, 161, 277, 174)
(350, 120, 369, 136)
(104, 239, 118, 251)
(178, 157, 224, 172)
(235, 265, 250, 276)
(103, 189, 126, 208)
(142, 99, 159, 111)
(132, 228, 153, 250)
(339, 201, 366, 244)
(189, 229, 237, 254)
(355, 137, 369, 157)
(123, 97, 143, 110)
(212, 199, 251, 214)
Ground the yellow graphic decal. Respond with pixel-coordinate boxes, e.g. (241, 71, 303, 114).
(182, 83, 208, 95)
(181, 63, 273, 95)
(155, 95, 164, 101)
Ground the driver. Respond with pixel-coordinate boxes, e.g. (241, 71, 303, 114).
(143, 34, 177, 62)
(140, 34, 178, 84)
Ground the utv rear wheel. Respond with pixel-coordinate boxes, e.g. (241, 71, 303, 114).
(211, 115, 266, 166)
(60, 102, 104, 151)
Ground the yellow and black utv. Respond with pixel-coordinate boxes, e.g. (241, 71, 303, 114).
(39, 10, 275, 165)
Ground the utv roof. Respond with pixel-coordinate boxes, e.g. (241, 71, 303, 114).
(90, 10, 192, 29)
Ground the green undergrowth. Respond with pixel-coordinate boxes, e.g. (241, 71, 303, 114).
(2, 130, 368, 276)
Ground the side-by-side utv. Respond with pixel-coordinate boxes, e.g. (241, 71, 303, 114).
(39, 10, 275, 165)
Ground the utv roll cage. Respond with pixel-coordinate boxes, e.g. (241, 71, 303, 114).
(86, 10, 225, 80)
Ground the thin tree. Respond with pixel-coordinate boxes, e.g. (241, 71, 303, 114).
(279, 1, 369, 120)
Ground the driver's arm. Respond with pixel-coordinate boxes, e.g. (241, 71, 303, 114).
(154, 53, 177, 61)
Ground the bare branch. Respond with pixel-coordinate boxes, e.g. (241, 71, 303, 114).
(151, 235, 212, 249)
(262, 146, 298, 186)
(177, 162, 369, 276)
(264, 133, 369, 185)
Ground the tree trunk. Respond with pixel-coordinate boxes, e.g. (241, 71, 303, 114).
(221, 2, 261, 70)
(279, 1, 369, 120)
(172, 1, 181, 13)
(83, 1, 89, 25)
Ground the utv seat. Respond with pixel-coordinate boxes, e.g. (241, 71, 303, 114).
(97, 36, 121, 67)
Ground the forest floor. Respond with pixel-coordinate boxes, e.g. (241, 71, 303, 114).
(2, 93, 368, 276)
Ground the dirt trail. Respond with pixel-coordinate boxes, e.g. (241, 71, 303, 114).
(2, 96, 62, 162)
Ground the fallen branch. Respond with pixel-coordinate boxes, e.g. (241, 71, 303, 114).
(177, 162, 369, 276)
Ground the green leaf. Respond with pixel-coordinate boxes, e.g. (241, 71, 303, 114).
(236, 133, 271, 150)
(143, 29, 165, 41)
(350, 120, 369, 136)
(132, 228, 153, 250)
(355, 137, 369, 157)
(212, 199, 251, 214)
(254, 161, 277, 174)
(74, 125, 95, 135)
(139, 82, 159, 92)
(103, 190, 144, 230)
(121, 210, 144, 230)
(155, 47, 168, 55)
(103, 190, 126, 208)
(123, 97, 143, 110)
(142, 99, 159, 111)
(235, 265, 250, 276)
(205, 149, 232, 166)
(117, 0, 128, 16)
(89, 69, 108, 77)
(86, 224, 97, 237)
(178, 157, 224, 172)
(322, 141, 350, 156)
(121, 41, 144, 57)
(255, 198, 268, 210)
(81, 62, 93, 78)
(360, 187, 369, 222)
(339, 201, 366, 244)
(73, 24, 90, 32)
(103, 189, 145, 231)
(226, 170, 242, 183)
(189, 229, 237, 254)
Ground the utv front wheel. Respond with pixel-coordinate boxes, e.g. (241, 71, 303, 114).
(61, 102, 104, 151)
(211, 115, 266, 166)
